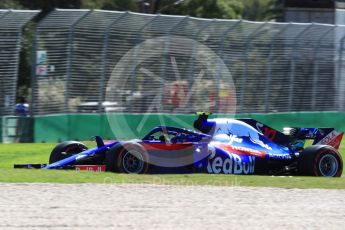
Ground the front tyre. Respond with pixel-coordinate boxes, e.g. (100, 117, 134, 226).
(298, 145, 343, 177)
(105, 142, 149, 174)
(49, 141, 88, 164)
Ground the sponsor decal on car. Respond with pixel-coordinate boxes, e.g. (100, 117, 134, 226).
(75, 165, 106, 172)
(249, 136, 272, 150)
(267, 153, 292, 160)
(207, 150, 255, 174)
(228, 134, 243, 144)
(317, 130, 344, 149)
(213, 133, 243, 144)
(214, 143, 266, 158)
(256, 122, 277, 140)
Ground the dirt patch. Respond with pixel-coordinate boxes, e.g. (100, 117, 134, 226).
(0, 183, 344, 229)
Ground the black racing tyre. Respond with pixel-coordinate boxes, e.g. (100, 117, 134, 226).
(105, 142, 150, 174)
(297, 145, 343, 177)
(49, 141, 88, 164)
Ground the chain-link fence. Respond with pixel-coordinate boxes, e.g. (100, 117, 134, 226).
(0, 9, 39, 116)
(31, 9, 345, 115)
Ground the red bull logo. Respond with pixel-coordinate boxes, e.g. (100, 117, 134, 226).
(207, 152, 255, 174)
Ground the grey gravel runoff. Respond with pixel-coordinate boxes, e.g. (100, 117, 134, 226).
(0, 183, 345, 229)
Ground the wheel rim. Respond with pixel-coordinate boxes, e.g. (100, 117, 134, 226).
(319, 154, 338, 177)
(122, 150, 144, 173)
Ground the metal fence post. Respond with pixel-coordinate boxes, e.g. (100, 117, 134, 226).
(0, 10, 11, 117)
(0, 9, 40, 116)
(337, 25, 345, 111)
(264, 23, 291, 112)
(158, 16, 189, 111)
(128, 14, 159, 112)
(217, 20, 242, 63)
(215, 20, 242, 112)
(184, 19, 214, 111)
(311, 26, 335, 110)
(0, 10, 10, 20)
(287, 23, 314, 111)
(13, 24, 23, 115)
(0, 10, 39, 143)
(30, 26, 38, 117)
(98, 12, 129, 112)
(239, 22, 267, 111)
(1, 10, 40, 116)
(64, 10, 92, 113)
(337, 31, 345, 111)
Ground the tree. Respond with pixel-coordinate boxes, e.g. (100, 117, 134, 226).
(0, 0, 24, 9)
(241, 0, 283, 21)
(155, 0, 244, 19)
(145, 0, 282, 21)
(19, 0, 82, 11)
(81, 0, 139, 11)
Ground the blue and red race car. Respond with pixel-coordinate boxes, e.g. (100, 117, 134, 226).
(15, 113, 343, 177)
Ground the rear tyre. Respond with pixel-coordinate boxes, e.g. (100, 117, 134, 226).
(297, 145, 343, 177)
(49, 141, 88, 164)
(105, 142, 149, 174)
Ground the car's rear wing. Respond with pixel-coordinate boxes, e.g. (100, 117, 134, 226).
(237, 119, 343, 150)
(287, 127, 344, 150)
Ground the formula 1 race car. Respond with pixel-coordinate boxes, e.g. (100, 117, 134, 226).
(15, 113, 343, 177)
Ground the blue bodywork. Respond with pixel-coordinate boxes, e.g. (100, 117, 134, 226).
(37, 115, 343, 175)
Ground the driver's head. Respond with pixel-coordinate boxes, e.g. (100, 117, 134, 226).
(159, 134, 166, 142)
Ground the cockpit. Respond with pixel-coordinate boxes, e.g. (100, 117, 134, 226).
(209, 118, 262, 141)
(143, 126, 210, 143)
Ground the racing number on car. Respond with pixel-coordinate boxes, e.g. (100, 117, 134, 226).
(256, 123, 276, 140)
(263, 128, 277, 140)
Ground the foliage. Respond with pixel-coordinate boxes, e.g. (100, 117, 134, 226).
(0, 0, 284, 21)
(163, 0, 243, 19)
(18, 21, 36, 101)
(0, 0, 24, 9)
(241, 0, 283, 21)
(152, 0, 282, 20)
(81, 0, 139, 11)
(19, 0, 82, 11)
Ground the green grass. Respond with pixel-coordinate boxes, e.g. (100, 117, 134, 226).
(0, 142, 345, 189)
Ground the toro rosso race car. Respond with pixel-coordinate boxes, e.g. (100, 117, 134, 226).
(15, 113, 343, 177)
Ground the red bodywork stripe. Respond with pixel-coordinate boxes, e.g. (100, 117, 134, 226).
(214, 143, 266, 158)
(142, 143, 193, 151)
